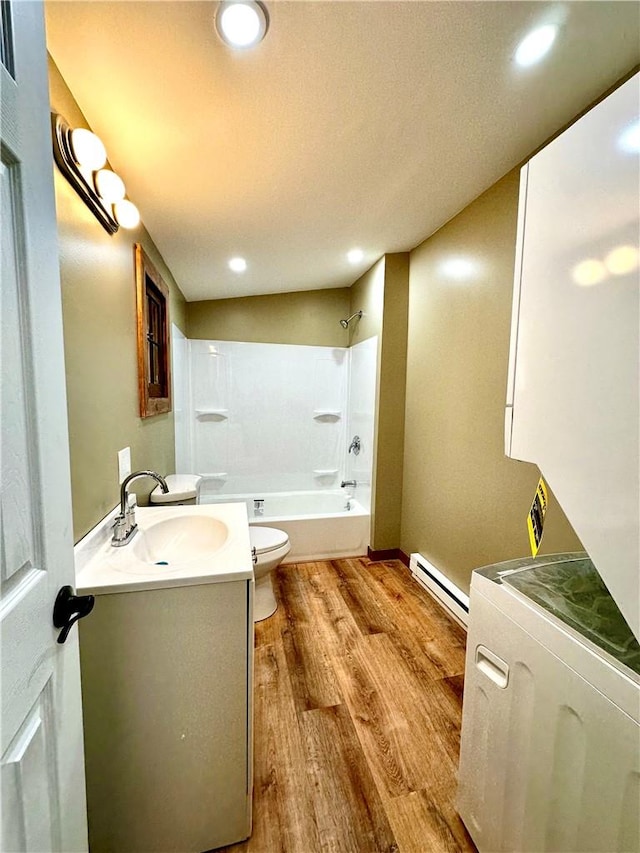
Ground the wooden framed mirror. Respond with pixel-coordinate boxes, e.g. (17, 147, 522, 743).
(135, 244, 171, 418)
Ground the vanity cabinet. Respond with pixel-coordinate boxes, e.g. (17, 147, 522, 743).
(78, 578, 253, 852)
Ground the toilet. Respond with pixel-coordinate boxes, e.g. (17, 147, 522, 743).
(149, 473, 200, 506)
(249, 526, 290, 621)
(151, 475, 290, 622)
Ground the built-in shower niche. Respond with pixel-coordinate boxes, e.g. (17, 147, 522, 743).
(172, 336, 377, 507)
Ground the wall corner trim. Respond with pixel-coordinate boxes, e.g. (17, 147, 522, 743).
(367, 546, 410, 567)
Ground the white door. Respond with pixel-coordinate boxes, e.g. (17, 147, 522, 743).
(0, 2, 89, 851)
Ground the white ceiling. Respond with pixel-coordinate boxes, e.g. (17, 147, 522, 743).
(45, 1, 639, 302)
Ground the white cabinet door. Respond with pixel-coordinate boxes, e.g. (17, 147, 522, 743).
(0, 3, 88, 850)
(506, 74, 640, 641)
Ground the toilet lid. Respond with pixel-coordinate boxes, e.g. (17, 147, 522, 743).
(150, 474, 201, 503)
(249, 526, 289, 555)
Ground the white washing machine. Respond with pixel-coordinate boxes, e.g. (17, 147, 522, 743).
(458, 71, 640, 853)
(457, 552, 640, 853)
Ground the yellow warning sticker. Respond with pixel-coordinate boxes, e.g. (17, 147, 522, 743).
(527, 477, 548, 557)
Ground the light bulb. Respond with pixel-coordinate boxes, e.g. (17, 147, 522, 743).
(113, 200, 140, 229)
(515, 25, 557, 68)
(70, 128, 107, 171)
(94, 169, 125, 203)
(347, 249, 364, 264)
(229, 257, 247, 272)
(216, 1, 268, 48)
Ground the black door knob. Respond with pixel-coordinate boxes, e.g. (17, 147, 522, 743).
(53, 585, 95, 644)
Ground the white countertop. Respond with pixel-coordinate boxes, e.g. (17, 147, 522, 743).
(75, 503, 253, 595)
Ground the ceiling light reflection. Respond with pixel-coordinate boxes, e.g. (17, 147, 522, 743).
(440, 257, 478, 280)
(572, 259, 608, 287)
(514, 25, 558, 68)
(229, 257, 247, 272)
(604, 245, 639, 276)
(618, 120, 640, 154)
(347, 248, 364, 264)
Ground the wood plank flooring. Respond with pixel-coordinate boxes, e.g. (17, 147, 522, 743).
(221, 557, 477, 853)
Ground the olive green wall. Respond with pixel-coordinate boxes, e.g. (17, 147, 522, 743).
(348, 258, 385, 347)
(187, 288, 351, 346)
(400, 169, 582, 593)
(49, 57, 188, 542)
(349, 255, 409, 551)
(372, 253, 409, 551)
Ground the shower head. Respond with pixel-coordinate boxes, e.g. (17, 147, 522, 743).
(340, 310, 363, 329)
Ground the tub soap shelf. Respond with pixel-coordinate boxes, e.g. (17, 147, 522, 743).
(313, 469, 339, 478)
(313, 410, 342, 421)
(196, 409, 228, 421)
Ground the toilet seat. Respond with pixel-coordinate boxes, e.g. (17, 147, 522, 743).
(249, 526, 289, 555)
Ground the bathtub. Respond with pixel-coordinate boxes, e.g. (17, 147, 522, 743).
(197, 486, 370, 563)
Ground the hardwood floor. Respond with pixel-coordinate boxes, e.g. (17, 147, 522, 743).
(221, 557, 477, 853)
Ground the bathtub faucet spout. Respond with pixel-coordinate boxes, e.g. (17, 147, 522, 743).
(341, 480, 357, 488)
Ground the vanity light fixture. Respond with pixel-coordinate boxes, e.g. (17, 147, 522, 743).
(69, 127, 107, 171)
(216, 1, 269, 49)
(113, 200, 141, 230)
(94, 169, 126, 203)
(51, 113, 140, 234)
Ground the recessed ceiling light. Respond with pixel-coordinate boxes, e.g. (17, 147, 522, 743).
(618, 120, 640, 154)
(347, 248, 364, 264)
(229, 257, 247, 273)
(216, 1, 269, 49)
(515, 24, 557, 68)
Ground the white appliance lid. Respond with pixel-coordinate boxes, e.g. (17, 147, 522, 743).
(250, 526, 289, 554)
(150, 474, 201, 503)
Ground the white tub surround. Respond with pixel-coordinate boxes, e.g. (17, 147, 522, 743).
(172, 338, 378, 508)
(183, 340, 349, 493)
(170, 336, 378, 559)
(171, 324, 190, 473)
(344, 336, 377, 514)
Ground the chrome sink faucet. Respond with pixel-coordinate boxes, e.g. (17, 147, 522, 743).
(111, 470, 169, 547)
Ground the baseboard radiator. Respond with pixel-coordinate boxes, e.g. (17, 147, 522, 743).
(409, 553, 469, 628)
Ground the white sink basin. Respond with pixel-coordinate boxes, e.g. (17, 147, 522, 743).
(75, 504, 253, 595)
(133, 515, 229, 565)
